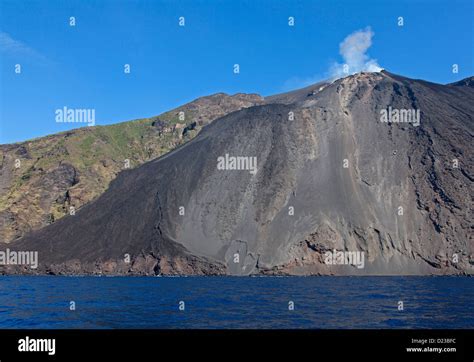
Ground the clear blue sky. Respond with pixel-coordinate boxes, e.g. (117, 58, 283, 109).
(0, 0, 473, 144)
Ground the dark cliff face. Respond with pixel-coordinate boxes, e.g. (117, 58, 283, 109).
(6, 71, 474, 276)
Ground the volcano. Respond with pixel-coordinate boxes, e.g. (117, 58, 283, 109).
(5, 71, 473, 275)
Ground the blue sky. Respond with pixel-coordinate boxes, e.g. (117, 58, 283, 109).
(0, 0, 473, 144)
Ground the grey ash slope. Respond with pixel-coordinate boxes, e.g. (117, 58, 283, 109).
(264, 80, 330, 104)
(7, 71, 474, 275)
(449, 76, 474, 88)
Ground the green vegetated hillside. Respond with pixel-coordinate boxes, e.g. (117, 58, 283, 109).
(0, 93, 263, 242)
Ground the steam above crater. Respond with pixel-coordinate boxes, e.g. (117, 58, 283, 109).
(330, 27, 383, 80)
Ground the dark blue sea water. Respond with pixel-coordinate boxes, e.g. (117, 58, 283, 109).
(0, 276, 472, 329)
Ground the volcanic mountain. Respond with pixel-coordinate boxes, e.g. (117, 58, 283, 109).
(0, 93, 263, 242)
(4, 71, 473, 275)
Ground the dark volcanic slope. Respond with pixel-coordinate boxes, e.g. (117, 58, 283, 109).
(449, 76, 474, 88)
(264, 80, 330, 104)
(0, 92, 263, 243)
(7, 71, 474, 275)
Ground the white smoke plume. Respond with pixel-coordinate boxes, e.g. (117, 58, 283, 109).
(330, 27, 382, 80)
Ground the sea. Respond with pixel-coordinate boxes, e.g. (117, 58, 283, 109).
(0, 276, 472, 329)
